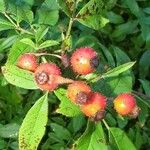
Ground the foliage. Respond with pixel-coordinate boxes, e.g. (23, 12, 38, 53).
(0, 0, 150, 149)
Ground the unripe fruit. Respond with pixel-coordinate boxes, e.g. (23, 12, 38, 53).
(80, 92, 107, 117)
(67, 81, 91, 104)
(114, 93, 136, 116)
(34, 63, 73, 91)
(17, 53, 38, 72)
(70, 47, 99, 75)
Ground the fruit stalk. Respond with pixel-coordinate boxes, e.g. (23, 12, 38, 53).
(48, 74, 74, 85)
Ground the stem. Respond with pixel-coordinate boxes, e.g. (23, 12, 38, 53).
(4, 12, 17, 27)
(17, 27, 33, 35)
(65, 1, 77, 38)
(102, 119, 110, 130)
(30, 24, 36, 33)
(54, 49, 62, 53)
(61, 2, 77, 52)
(3, 12, 33, 35)
(132, 90, 150, 100)
(30, 53, 61, 59)
(89, 75, 103, 82)
(41, 57, 47, 63)
(66, 18, 74, 39)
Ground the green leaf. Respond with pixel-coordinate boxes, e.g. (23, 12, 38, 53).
(35, 26, 49, 42)
(77, 0, 83, 3)
(107, 11, 124, 24)
(75, 121, 109, 150)
(140, 16, 150, 25)
(77, 15, 109, 30)
(139, 50, 150, 78)
(0, 123, 20, 139)
(135, 128, 143, 149)
(76, 0, 109, 30)
(109, 128, 136, 150)
(50, 123, 71, 141)
(39, 40, 59, 49)
(124, 0, 140, 17)
(98, 42, 115, 67)
(6, 41, 33, 65)
(116, 116, 128, 129)
(10, 142, 18, 150)
(139, 79, 150, 96)
(93, 72, 132, 96)
(4, 1, 33, 24)
(16, 6, 33, 24)
(0, 139, 6, 149)
(105, 113, 117, 127)
(112, 20, 138, 39)
(68, 115, 86, 133)
(2, 65, 37, 89)
(0, 74, 8, 86)
(136, 96, 149, 126)
(54, 88, 81, 117)
(37, 9, 59, 26)
(57, 0, 74, 17)
(141, 23, 150, 41)
(105, 0, 117, 10)
(0, 85, 22, 104)
(102, 62, 135, 78)
(19, 94, 48, 150)
(109, 72, 132, 95)
(0, 35, 18, 52)
(111, 46, 131, 65)
(24, 0, 34, 6)
(20, 38, 36, 49)
(74, 35, 99, 49)
(138, 10, 150, 42)
(0, 16, 15, 31)
(143, 7, 150, 15)
(42, 0, 59, 10)
(135, 95, 150, 109)
(0, 0, 6, 12)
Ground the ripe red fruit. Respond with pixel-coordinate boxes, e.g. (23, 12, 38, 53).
(34, 63, 73, 91)
(114, 93, 136, 116)
(70, 47, 99, 75)
(80, 92, 107, 117)
(17, 53, 38, 72)
(67, 81, 91, 104)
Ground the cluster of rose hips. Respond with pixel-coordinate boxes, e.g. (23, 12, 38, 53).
(16, 47, 140, 121)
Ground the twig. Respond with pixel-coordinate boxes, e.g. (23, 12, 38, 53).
(66, 18, 74, 39)
(132, 91, 150, 100)
(17, 27, 33, 35)
(3, 12, 33, 35)
(102, 119, 110, 130)
(29, 53, 61, 59)
(4, 12, 17, 27)
(61, 2, 77, 52)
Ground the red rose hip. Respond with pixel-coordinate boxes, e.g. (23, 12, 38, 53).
(114, 93, 136, 116)
(80, 92, 107, 117)
(34, 63, 61, 91)
(34, 63, 73, 91)
(70, 47, 99, 75)
(17, 53, 38, 72)
(67, 81, 91, 104)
